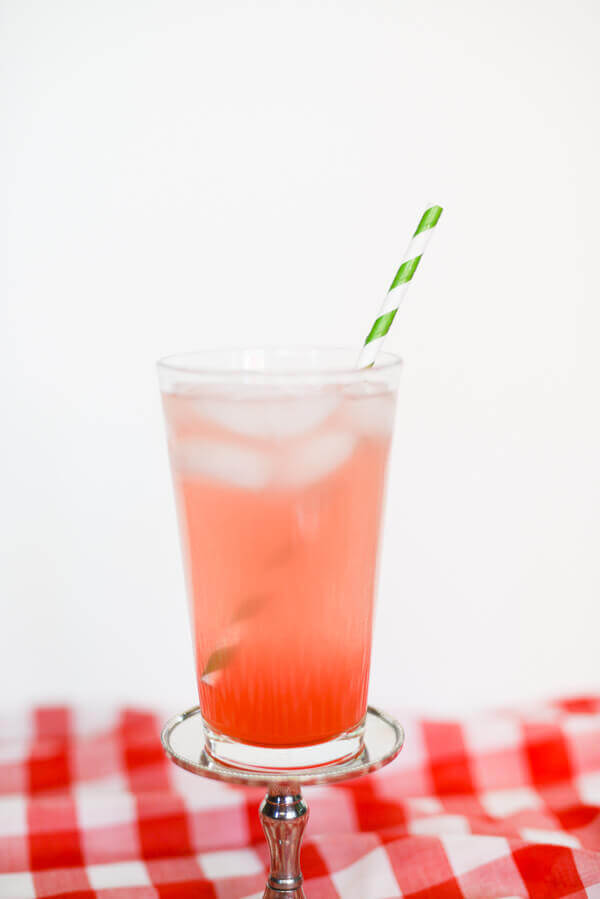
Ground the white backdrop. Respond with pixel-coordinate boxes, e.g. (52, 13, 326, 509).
(2, 0, 599, 715)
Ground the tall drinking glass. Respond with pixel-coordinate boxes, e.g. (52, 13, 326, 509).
(158, 348, 401, 770)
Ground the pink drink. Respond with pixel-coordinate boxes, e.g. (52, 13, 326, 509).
(159, 350, 399, 763)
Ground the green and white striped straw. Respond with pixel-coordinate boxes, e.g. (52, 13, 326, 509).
(358, 205, 443, 368)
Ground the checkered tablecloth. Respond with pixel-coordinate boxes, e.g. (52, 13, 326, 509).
(2, 698, 600, 898)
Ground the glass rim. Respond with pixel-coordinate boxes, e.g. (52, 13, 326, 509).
(157, 345, 403, 381)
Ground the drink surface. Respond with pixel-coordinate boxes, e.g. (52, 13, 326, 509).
(162, 384, 395, 747)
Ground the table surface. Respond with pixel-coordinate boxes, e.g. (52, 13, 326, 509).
(2, 697, 600, 898)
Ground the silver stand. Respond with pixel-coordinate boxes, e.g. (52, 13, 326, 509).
(161, 706, 404, 897)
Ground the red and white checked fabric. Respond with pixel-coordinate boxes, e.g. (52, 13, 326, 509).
(2, 698, 600, 898)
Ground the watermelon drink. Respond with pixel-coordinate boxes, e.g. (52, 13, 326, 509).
(158, 348, 401, 769)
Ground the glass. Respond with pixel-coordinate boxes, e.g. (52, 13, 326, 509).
(158, 347, 401, 770)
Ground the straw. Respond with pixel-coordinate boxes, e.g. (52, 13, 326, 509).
(358, 205, 443, 368)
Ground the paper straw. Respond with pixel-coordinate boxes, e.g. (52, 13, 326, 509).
(358, 205, 443, 367)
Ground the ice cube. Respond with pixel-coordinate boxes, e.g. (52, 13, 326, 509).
(196, 390, 338, 440)
(279, 431, 356, 487)
(342, 383, 395, 436)
(173, 440, 272, 488)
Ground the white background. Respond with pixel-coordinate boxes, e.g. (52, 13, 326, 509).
(1, 0, 599, 715)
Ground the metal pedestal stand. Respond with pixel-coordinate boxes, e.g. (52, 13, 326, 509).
(161, 707, 404, 897)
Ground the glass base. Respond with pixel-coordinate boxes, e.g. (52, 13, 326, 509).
(203, 716, 366, 772)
